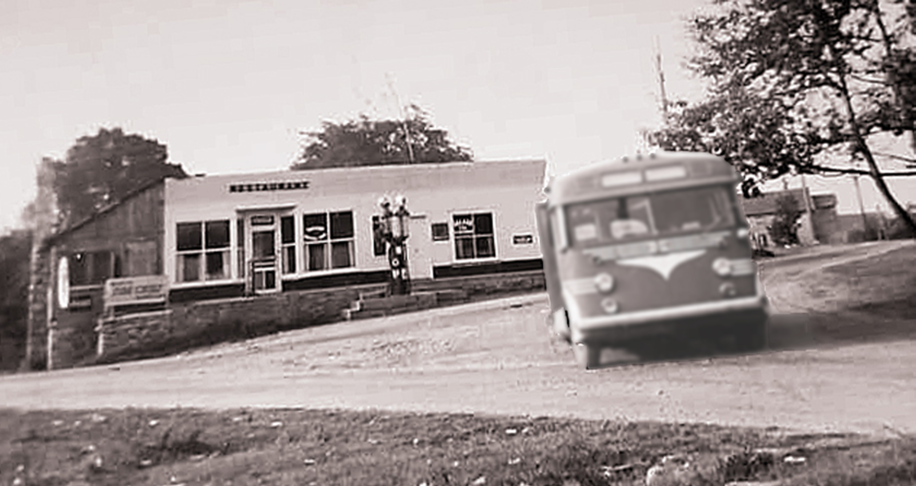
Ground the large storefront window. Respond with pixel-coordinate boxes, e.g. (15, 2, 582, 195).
(303, 211, 354, 271)
(453, 212, 496, 260)
(69, 250, 121, 286)
(176, 220, 230, 282)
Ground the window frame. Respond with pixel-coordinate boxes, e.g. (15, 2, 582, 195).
(302, 210, 356, 273)
(451, 211, 498, 262)
(175, 219, 232, 283)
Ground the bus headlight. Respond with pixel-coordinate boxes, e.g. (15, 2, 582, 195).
(600, 297, 619, 314)
(719, 282, 737, 297)
(736, 227, 749, 239)
(593, 272, 614, 293)
(712, 257, 732, 276)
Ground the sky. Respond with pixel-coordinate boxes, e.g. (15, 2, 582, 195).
(2, 0, 914, 234)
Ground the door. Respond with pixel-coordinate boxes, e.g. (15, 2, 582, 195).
(249, 214, 280, 293)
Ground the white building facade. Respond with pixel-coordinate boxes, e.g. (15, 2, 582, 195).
(163, 159, 547, 301)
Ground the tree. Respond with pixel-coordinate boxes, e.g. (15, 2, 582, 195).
(647, 0, 916, 235)
(769, 194, 803, 246)
(0, 230, 32, 370)
(292, 104, 473, 170)
(52, 128, 187, 228)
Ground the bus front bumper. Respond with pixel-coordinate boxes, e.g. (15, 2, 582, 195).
(569, 295, 770, 345)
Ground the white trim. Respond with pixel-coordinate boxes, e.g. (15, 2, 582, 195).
(573, 295, 768, 334)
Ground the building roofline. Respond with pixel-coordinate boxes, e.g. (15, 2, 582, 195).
(44, 178, 167, 247)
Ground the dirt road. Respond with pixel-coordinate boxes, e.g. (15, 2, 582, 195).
(1, 241, 914, 437)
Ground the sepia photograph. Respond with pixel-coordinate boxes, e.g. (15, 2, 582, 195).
(2, 0, 916, 484)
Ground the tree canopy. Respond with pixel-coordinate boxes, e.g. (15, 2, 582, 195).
(292, 105, 473, 170)
(50, 128, 187, 228)
(648, 0, 916, 234)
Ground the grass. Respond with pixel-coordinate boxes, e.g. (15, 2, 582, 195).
(1, 407, 914, 486)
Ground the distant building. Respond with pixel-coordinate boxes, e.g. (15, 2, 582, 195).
(740, 188, 844, 247)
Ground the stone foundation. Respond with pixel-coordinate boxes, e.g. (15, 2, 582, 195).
(82, 269, 545, 367)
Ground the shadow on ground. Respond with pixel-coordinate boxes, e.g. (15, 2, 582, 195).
(587, 306, 916, 369)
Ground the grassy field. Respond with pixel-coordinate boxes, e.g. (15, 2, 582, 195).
(1, 407, 915, 486)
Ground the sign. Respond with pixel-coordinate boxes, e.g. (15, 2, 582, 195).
(229, 181, 310, 193)
(57, 257, 70, 309)
(251, 215, 275, 226)
(512, 233, 534, 245)
(104, 275, 169, 307)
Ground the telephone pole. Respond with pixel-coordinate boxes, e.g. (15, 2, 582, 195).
(654, 36, 669, 123)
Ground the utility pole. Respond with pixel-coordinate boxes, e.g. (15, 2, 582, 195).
(799, 172, 818, 244)
(653, 36, 669, 123)
(385, 74, 415, 164)
(853, 174, 869, 237)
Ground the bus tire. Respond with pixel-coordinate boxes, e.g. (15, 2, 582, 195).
(574, 343, 601, 370)
(552, 309, 571, 343)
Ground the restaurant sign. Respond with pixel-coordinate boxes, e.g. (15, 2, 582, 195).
(104, 275, 169, 307)
(229, 181, 310, 193)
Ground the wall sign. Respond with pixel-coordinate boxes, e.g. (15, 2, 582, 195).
(512, 233, 534, 245)
(104, 275, 169, 307)
(57, 257, 70, 309)
(251, 215, 275, 226)
(229, 181, 310, 193)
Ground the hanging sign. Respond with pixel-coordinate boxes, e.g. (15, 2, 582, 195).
(57, 257, 70, 309)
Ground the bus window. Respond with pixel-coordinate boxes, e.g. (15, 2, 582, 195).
(651, 186, 735, 235)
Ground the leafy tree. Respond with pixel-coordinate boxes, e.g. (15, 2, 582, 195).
(52, 128, 187, 228)
(292, 104, 473, 170)
(647, 0, 916, 235)
(0, 230, 32, 370)
(769, 195, 803, 246)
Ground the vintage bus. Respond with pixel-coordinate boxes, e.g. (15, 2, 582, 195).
(535, 152, 769, 369)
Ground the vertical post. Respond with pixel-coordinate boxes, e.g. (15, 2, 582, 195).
(853, 174, 869, 238)
(800, 173, 817, 244)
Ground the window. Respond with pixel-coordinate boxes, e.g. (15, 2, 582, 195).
(303, 211, 354, 271)
(281, 215, 296, 274)
(176, 220, 231, 282)
(563, 185, 737, 247)
(371, 215, 387, 257)
(69, 250, 120, 286)
(431, 222, 449, 241)
(453, 212, 496, 260)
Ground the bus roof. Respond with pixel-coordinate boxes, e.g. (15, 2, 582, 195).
(546, 151, 739, 206)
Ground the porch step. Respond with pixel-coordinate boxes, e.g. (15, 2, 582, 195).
(345, 292, 439, 321)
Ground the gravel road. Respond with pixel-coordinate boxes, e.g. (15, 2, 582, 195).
(2, 241, 914, 438)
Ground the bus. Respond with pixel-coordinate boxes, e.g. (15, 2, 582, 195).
(535, 152, 769, 369)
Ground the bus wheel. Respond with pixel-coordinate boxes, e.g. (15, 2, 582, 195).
(574, 343, 601, 370)
(552, 309, 572, 344)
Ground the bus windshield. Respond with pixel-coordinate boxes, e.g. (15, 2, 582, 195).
(564, 185, 736, 247)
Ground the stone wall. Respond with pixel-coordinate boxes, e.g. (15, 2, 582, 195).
(95, 283, 387, 364)
(24, 244, 51, 370)
(89, 270, 545, 367)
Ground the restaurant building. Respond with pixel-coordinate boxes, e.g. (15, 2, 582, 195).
(27, 159, 548, 369)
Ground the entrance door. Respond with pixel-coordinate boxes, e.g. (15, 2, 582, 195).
(249, 214, 280, 293)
